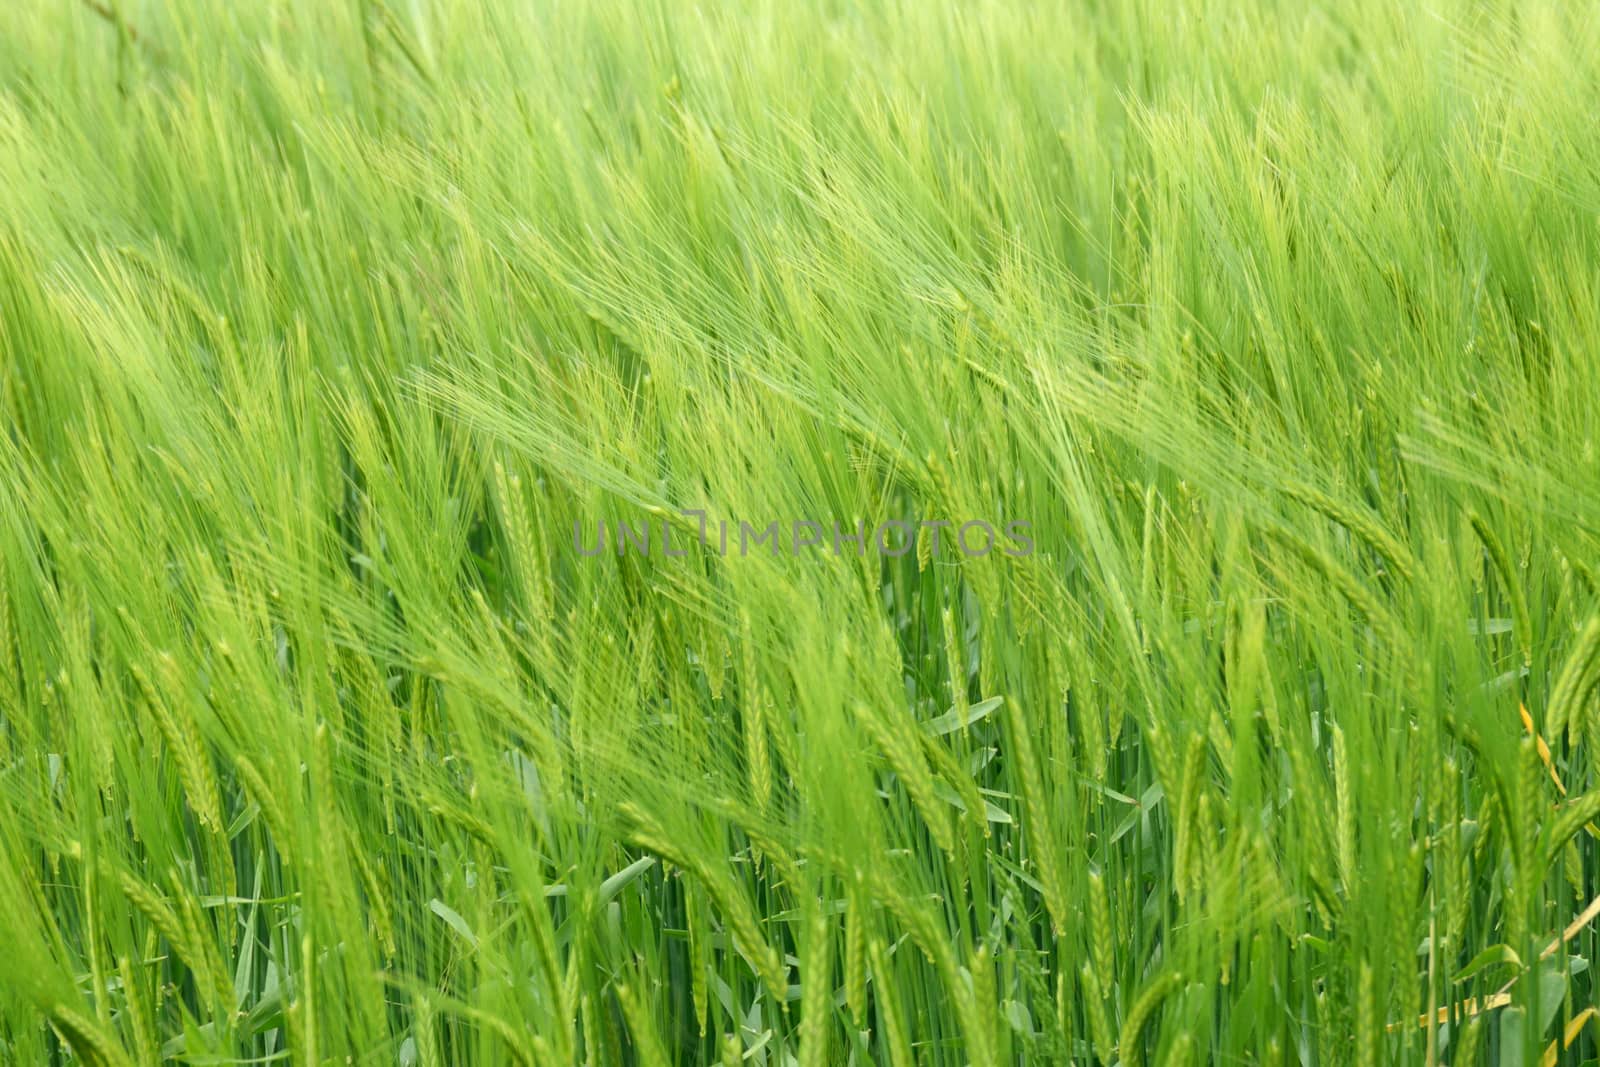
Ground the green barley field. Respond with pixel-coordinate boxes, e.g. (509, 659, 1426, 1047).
(4, 1, 1600, 1063)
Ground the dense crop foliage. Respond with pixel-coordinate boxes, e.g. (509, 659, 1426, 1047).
(4, 1, 1600, 1063)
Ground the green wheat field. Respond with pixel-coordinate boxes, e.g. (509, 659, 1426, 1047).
(4, 1, 1600, 1064)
